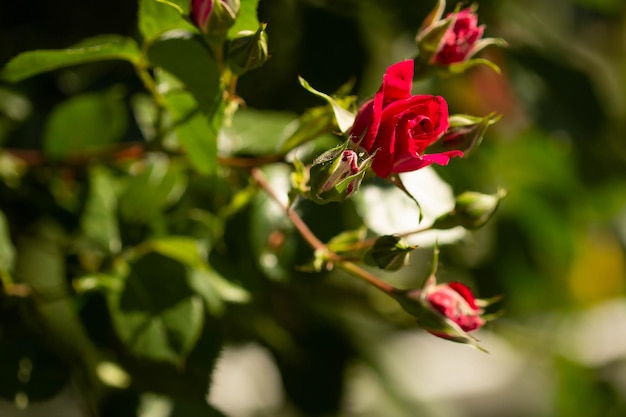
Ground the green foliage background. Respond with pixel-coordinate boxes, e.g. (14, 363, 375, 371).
(1, 0, 626, 416)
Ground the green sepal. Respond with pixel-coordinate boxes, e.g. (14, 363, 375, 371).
(432, 189, 506, 230)
(429, 112, 501, 157)
(364, 235, 416, 271)
(298, 76, 356, 134)
(306, 142, 373, 204)
(226, 23, 269, 75)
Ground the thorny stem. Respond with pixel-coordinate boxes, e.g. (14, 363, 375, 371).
(250, 167, 327, 253)
(250, 167, 398, 296)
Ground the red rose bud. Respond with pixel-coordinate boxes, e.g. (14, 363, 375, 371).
(349, 60, 462, 178)
(432, 8, 484, 65)
(432, 189, 506, 230)
(190, 0, 239, 36)
(394, 275, 487, 346)
(227, 24, 269, 75)
(307, 143, 373, 204)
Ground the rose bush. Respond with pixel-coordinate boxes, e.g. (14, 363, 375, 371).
(349, 60, 463, 178)
(433, 8, 484, 65)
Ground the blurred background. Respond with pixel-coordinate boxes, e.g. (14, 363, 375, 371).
(1, 0, 626, 416)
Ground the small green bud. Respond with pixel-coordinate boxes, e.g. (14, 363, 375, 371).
(227, 24, 269, 75)
(364, 235, 416, 271)
(433, 189, 506, 230)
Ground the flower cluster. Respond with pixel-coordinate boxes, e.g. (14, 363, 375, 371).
(297, 0, 505, 347)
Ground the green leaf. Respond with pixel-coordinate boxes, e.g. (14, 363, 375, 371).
(1, 35, 141, 83)
(145, 236, 250, 309)
(163, 91, 222, 175)
(148, 34, 222, 116)
(298, 76, 356, 134)
(447, 58, 502, 75)
(223, 108, 296, 156)
(148, 34, 224, 174)
(118, 156, 187, 223)
(229, 0, 261, 35)
(277, 106, 336, 154)
(0, 211, 15, 282)
(139, 0, 194, 45)
(81, 166, 121, 253)
(43, 87, 128, 158)
(109, 252, 204, 364)
(325, 228, 367, 256)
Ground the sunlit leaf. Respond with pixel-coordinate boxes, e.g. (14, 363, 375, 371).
(109, 253, 204, 364)
(298, 76, 356, 133)
(43, 87, 128, 158)
(163, 91, 222, 175)
(1, 35, 141, 83)
(0, 211, 15, 283)
(229, 0, 261, 35)
(146, 236, 250, 309)
(81, 166, 121, 253)
(139, 0, 194, 45)
(148, 33, 222, 116)
(118, 156, 187, 223)
(222, 108, 296, 156)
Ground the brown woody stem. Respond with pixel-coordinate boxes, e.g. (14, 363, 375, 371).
(250, 166, 398, 296)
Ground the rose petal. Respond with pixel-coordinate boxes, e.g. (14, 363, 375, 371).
(448, 282, 480, 310)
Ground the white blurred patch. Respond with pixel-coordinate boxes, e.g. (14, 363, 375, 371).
(354, 167, 466, 246)
(557, 297, 626, 367)
(343, 330, 554, 417)
(208, 343, 284, 417)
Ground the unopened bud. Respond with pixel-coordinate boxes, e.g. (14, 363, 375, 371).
(394, 275, 487, 346)
(190, 0, 240, 36)
(364, 235, 416, 271)
(433, 190, 505, 230)
(307, 142, 373, 204)
(227, 24, 269, 75)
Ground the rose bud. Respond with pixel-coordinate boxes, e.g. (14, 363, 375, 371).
(190, 0, 240, 36)
(431, 8, 484, 65)
(394, 275, 487, 347)
(432, 189, 506, 230)
(364, 235, 416, 271)
(415, 1, 506, 72)
(307, 143, 373, 204)
(227, 24, 269, 75)
(349, 60, 463, 178)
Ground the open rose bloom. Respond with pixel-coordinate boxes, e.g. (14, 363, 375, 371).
(349, 60, 463, 178)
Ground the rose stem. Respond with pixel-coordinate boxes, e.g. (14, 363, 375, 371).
(250, 167, 397, 295)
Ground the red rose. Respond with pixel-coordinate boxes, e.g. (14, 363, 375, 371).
(433, 8, 485, 65)
(190, 0, 239, 35)
(190, 0, 214, 31)
(349, 60, 462, 178)
(425, 281, 485, 337)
